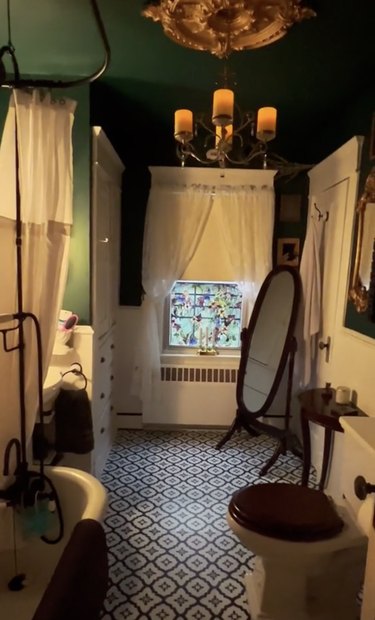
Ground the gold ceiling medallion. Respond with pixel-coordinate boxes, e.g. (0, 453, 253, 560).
(142, 0, 316, 58)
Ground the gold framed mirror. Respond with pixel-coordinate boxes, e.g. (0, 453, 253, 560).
(348, 166, 375, 313)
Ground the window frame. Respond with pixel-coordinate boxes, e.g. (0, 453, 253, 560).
(163, 279, 245, 354)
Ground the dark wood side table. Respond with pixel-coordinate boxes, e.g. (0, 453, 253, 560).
(299, 388, 366, 489)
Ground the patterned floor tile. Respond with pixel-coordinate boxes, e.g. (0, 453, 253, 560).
(100, 429, 311, 619)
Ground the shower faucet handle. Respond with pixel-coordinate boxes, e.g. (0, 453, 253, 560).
(354, 475, 375, 500)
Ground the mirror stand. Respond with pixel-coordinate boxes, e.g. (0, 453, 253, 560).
(217, 337, 300, 475)
(215, 265, 302, 476)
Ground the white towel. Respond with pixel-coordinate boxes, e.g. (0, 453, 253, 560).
(297, 213, 324, 387)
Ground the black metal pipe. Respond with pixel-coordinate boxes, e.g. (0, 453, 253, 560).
(14, 121, 28, 466)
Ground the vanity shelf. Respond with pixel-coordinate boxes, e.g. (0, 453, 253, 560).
(299, 388, 367, 490)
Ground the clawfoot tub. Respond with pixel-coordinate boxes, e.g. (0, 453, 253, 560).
(0, 466, 108, 620)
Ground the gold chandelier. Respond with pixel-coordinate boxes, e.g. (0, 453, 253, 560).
(173, 79, 312, 176)
(142, 0, 316, 59)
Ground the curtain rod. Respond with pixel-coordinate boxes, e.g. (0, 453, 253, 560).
(0, 0, 110, 90)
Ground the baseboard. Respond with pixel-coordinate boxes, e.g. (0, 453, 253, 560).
(142, 423, 230, 431)
(116, 412, 143, 430)
(116, 412, 231, 432)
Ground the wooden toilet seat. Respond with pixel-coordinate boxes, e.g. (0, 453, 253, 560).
(228, 483, 344, 542)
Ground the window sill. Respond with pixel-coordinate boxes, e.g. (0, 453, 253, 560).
(161, 352, 240, 368)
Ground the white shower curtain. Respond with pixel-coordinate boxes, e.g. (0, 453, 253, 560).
(0, 90, 75, 488)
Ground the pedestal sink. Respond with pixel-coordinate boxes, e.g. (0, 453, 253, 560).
(43, 367, 62, 412)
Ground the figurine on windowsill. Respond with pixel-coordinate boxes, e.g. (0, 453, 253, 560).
(197, 326, 218, 355)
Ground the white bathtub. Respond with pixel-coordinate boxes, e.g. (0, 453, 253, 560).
(0, 466, 107, 620)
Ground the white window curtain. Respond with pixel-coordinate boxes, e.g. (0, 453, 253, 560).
(0, 90, 75, 488)
(214, 184, 275, 324)
(132, 184, 214, 415)
(133, 178, 275, 419)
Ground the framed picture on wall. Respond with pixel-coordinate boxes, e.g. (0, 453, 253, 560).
(277, 237, 300, 267)
(370, 112, 375, 161)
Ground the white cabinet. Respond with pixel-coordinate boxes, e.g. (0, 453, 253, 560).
(91, 127, 124, 477)
(92, 127, 123, 339)
(61, 127, 124, 478)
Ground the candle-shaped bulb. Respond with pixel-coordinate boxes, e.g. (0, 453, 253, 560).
(212, 89, 234, 127)
(256, 107, 277, 142)
(174, 109, 193, 143)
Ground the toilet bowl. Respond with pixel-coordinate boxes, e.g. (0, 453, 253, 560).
(227, 482, 368, 620)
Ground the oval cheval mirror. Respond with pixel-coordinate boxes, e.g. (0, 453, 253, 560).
(217, 266, 301, 475)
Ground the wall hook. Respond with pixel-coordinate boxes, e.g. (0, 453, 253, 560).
(314, 203, 329, 222)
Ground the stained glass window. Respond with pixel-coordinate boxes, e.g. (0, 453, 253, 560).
(169, 281, 243, 349)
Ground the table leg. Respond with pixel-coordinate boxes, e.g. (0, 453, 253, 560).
(301, 412, 311, 487)
(319, 428, 333, 491)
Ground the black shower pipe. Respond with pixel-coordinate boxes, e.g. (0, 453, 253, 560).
(1, 312, 45, 483)
(0, 307, 65, 544)
(0, 0, 111, 89)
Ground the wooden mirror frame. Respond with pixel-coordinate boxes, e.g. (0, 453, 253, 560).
(348, 166, 375, 313)
(236, 265, 301, 417)
(217, 266, 302, 475)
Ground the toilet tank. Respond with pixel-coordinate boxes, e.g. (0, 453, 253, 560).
(339, 416, 375, 533)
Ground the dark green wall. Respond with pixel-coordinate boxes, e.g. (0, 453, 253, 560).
(274, 174, 309, 269)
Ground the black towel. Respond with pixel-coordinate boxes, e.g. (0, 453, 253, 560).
(54, 387, 94, 454)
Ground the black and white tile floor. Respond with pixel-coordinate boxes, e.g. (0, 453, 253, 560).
(99, 429, 309, 620)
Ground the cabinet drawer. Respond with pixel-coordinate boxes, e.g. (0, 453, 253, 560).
(94, 416, 113, 478)
(93, 368, 113, 412)
(93, 331, 115, 405)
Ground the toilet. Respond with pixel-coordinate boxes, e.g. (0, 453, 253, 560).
(227, 427, 374, 620)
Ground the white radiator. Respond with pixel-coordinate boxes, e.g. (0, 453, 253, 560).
(161, 365, 238, 384)
(144, 363, 238, 426)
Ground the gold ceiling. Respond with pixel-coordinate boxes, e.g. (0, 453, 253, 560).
(142, 0, 316, 59)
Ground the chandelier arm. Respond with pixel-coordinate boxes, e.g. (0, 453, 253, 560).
(224, 149, 267, 167)
(183, 151, 220, 166)
(232, 113, 253, 135)
(231, 132, 244, 148)
(177, 143, 219, 166)
(266, 155, 313, 173)
(197, 117, 217, 137)
(266, 151, 313, 168)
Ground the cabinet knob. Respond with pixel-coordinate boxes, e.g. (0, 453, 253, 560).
(100, 356, 105, 363)
(110, 344, 114, 350)
(100, 427, 105, 434)
(100, 392, 105, 399)
(111, 375, 114, 381)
